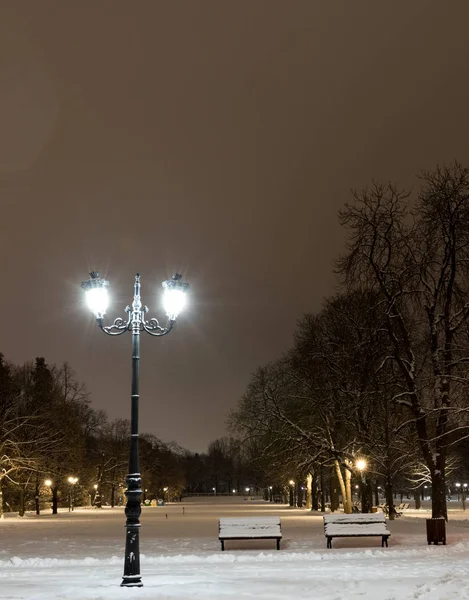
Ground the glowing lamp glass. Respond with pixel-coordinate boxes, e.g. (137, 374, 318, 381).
(356, 459, 367, 471)
(86, 287, 109, 317)
(163, 288, 187, 320)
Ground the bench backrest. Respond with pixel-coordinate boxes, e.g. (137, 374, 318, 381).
(219, 516, 281, 537)
(324, 512, 386, 526)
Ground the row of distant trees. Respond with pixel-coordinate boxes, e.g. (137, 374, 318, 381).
(230, 163, 469, 520)
(0, 354, 258, 516)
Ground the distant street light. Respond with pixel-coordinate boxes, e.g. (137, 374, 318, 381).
(44, 480, 53, 513)
(288, 481, 295, 507)
(94, 482, 102, 509)
(355, 459, 371, 513)
(92, 483, 102, 508)
(355, 459, 367, 472)
(82, 271, 189, 588)
(67, 476, 78, 512)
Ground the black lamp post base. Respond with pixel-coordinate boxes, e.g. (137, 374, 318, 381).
(121, 576, 143, 587)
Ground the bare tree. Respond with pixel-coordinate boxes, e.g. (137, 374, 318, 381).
(338, 163, 469, 519)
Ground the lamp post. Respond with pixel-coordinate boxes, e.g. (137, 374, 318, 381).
(289, 480, 295, 506)
(94, 482, 102, 509)
(82, 271, 189, 588)
(44, 479, 52, 513)
(356, 459, 372, 513)
(68, 476, 78, 511)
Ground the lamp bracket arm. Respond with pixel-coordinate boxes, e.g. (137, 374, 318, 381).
(142, 317, 175, 337)
(97, 315, 131, 336)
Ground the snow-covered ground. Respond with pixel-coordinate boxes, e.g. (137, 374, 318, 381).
(2, 498, 469, 599)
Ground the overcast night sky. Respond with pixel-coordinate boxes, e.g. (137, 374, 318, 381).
(1, 1, 469, 452)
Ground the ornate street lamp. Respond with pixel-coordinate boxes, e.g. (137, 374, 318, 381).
(81, 271, 189, 587)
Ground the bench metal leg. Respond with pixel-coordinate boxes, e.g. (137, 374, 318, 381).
(220, 540, 224, 551)
(327, 537, 332, 549)
(382, 536, 388, 548)
(276, 538, 280, 550)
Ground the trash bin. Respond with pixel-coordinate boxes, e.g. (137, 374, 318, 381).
(426, 518, 446, 545)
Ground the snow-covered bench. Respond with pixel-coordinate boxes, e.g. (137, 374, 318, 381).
(218, 516, 282, 551)
(324, 513, 391, 549)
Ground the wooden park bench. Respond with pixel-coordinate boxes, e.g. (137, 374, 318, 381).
(324, 512, 391, 549)
(379, 502, 409, 517)
(218, 516, 282, 551)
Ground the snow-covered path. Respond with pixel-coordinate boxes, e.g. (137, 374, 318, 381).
(2, 500, 469, 599)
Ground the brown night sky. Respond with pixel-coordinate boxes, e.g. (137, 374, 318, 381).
(1, 1, 469, 452)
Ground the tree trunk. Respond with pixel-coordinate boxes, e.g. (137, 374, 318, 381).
(52, 486, 58, 514)
(111, 484, 116, 508)
(320, 467, 326, 512)
(344, 461, 352, 512)
(385, 477, 395, 520)
(296, 482, 303, 508)
(306, 473, 312, 510)
(35, 478, 40, 516)
(334, 459, 352, 513)
(312, 473, 319, 511)
(374, 482, 379, 507)
(330, 468, 340, 512)
(414, 489, 421, 510)
(431, 469, 447, 520)
(0, 481, 4, 519)
(361, 479, 373, 513)
(19, 488, 25, 517)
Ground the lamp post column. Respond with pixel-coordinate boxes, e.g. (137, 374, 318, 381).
(121, 276, 143, 587)
(82, 270, 189, 588)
